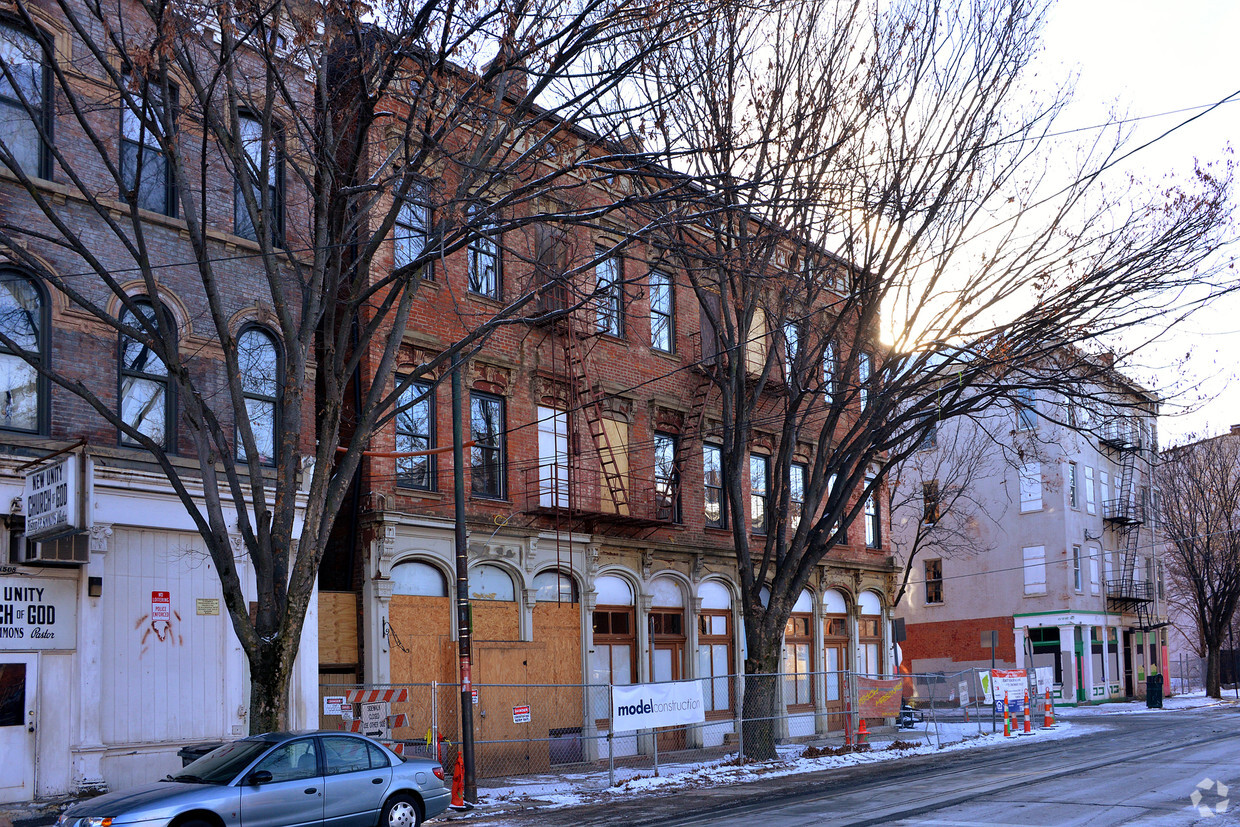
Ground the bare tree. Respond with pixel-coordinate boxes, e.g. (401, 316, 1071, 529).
(1156, 432, 1240, 698)
(889, 415, 1011, 608)
(0, 0, 700, 729)
(629, 0, 1230, 756)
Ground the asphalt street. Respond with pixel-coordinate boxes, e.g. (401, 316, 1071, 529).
(465, 707, 1240, 827)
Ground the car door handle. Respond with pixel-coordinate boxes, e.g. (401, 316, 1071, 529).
(305, 788, 318, 794)
(372, 778, 383, 785)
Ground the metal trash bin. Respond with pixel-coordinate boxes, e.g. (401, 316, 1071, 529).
(1145, 673, 1164, 709)
(177, 741, 226, 767)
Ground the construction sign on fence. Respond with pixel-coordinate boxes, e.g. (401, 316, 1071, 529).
(855, 676, 902, 717)
(611, 680, 705, 732)
(979, 668, 1027, 705)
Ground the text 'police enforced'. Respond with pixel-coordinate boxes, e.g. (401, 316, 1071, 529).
(610, 680, 706, 732)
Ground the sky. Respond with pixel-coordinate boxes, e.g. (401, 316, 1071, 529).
(1039, 1, 1240, 444)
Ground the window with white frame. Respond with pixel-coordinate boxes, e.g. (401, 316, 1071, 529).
(858, 351, 871, 410)
(749, 453, 769, 534)
(822, 342, 836, 403)
(594, 253, 623, 336)
(1015, 387, 1037, 431)
(789, 462, 806, 529)
(1072, 545, 1083, 592)
(704, 443, 725, 528)
(782, 321, 799, 386)
(648, 270, 674, 352)
(1084, 466, 1096, 514)
(1019, 463, 1042, 513)
(1089, 549, 1100, 594)
(1067, 461, 1078, 508)
(1023, 546, 1046, 595)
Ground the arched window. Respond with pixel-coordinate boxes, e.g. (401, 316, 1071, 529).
(823, 589, 850, 712)
(591, 575, 635, 687)
(697, 581, 733, 716)
(390, 560, 448, 597)
(0, 22, 51, 178)
(236, 327, 280, 464)
(783, 588, 814, 709)
(533, 570, 577, 603)
(0, 271, 44, 432)
(118, 299, 174, 447)
(469, 564, 515, 601)
(858, 590, 884, 676)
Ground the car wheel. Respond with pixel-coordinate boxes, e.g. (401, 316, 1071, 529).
(380, 794, 421, 827)
(175, 820, 213, 827)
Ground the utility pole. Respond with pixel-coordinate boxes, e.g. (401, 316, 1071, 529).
(452, 364, 477, 803)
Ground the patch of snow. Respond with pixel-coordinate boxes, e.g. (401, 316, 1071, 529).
(451, 719, 1099, 819)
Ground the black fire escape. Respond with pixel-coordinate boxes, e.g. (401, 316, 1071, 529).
(1098, 421, 1160, 631)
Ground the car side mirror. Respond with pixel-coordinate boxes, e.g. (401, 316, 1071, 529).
(247, 770, 273, 785)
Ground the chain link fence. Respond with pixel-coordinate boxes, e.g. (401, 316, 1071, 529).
(319, 669, 1030, 783)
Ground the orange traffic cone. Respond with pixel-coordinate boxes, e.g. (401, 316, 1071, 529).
(1003, 692, 1010, 737)
(857, 719, 868, 745)
(450, 751, 465, 809)
(1042, 689, 1054, 728)
(1022, 690, 1032, 734)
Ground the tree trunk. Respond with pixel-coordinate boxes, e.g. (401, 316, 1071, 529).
(248, 636, 297, 733)
(740, 648, 782, 761)
(1205, 643, 1222, 699)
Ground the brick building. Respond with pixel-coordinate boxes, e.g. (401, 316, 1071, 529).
(0, 0, 322, 802)
(313, 55, 901, 767)
(0, 0, 898, 804)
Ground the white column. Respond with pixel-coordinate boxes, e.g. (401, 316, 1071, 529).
(1013, 627, 1027, 671)
(1081, 626, 1095, 703)
(813, 595, 827, 734)
(1058, 625, 1076, 702)
(1101, 625, 1112, 696)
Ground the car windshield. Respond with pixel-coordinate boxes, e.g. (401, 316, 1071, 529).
(176, 740, 274, 784)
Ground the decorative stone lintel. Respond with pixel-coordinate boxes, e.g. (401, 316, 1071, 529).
(523, 587, 537, 609)
(584, 592, 598, 613)
(638, 594, 653, 614)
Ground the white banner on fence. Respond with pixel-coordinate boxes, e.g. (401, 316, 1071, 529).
(611, 680, 705, 732)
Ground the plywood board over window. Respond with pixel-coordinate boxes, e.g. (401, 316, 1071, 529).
(599, 418, 630, 515)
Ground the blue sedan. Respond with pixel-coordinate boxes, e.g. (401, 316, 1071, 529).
(56, 732, 451, 827)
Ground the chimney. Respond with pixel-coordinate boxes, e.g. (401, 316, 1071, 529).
(1098, 351, 1115, 368)
(1230, 424, 1240, 437)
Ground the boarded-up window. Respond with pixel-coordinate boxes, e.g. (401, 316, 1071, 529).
(745, 310, 767, 376)
(600, 418, 629, 515)
(1023, 546, 1046, 595)
(1019, 463, 1041, 513)
(1084, 466, 1096, 515)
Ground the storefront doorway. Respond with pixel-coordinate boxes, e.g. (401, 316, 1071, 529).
(0, 653, 37, 804)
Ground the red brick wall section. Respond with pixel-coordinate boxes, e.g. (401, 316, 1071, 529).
(903, 616, 1015, 665)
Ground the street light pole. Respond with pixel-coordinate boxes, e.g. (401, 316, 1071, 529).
(452, 364, 477, 803)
